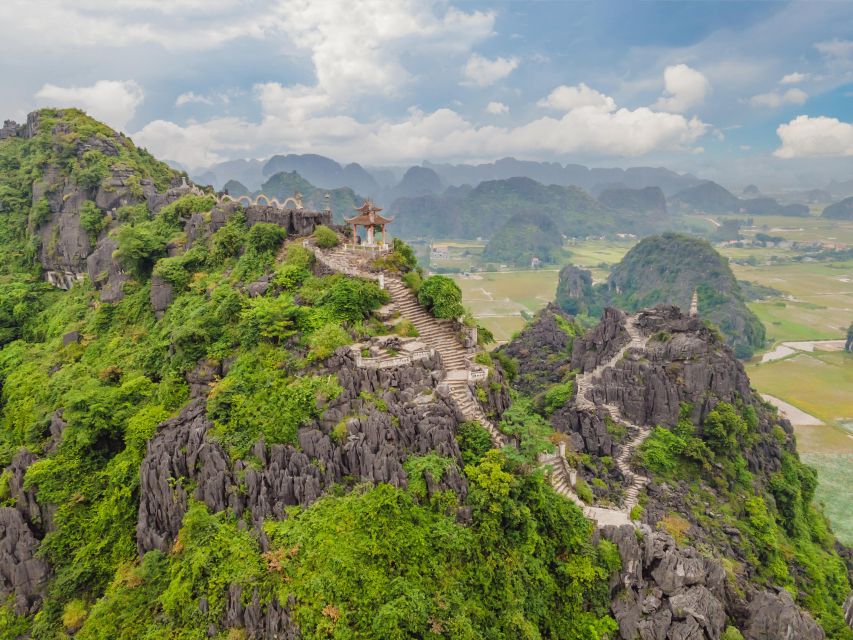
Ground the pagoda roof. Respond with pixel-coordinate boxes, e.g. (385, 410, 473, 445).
(344, 200, 394, 225)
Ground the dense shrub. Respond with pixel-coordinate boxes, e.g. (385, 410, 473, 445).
(456, 421, 493, 465)
(247, 222, 286, 254)
(402, 269, 422, 293)
(308, 322, 351, 360)
(79, 200, 108, 240)
(114, 220, 172, 278)
(313, 224, 338, 248)
(316, 276, 389, 322)
(702, 402, 750, 453)
(208, 347, 342, 455)
(538, 379, 574, 416)
(417, 275, 464, 319)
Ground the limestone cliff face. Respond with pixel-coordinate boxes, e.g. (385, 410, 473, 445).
(137, 351, 468, 555)
(496, 303, 576, 396)
(505, 304, 842, 638)
(603, 525, 825, 640)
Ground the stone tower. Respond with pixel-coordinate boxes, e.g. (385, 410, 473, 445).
(689, 289, 699, 317)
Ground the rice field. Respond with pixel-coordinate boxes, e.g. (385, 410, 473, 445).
(452, 269, 560, 342)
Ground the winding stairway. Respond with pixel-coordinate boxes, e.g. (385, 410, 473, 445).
(308, 242, 654, 527)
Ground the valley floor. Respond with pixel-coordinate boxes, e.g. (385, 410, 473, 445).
(447, 220, 853, 542)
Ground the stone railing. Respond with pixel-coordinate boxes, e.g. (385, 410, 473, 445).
(468, 366, 489, 382)
(353, 347, 434, 369)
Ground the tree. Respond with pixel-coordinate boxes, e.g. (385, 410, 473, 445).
(417, 275, 464, 319)
(846, 320, 852, 352)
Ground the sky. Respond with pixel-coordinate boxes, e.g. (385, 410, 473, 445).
(1, 0, 852, 190)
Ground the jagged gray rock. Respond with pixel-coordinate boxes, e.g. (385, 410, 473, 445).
(0, 509, 50, 614)
(137, 353, 467, 555)
(497, 303, 576, 396)
(0, 452, 52, 614)
(603, 524, 728, 640)
(86, 236, 129, 303)
(745, 589, 824, 640)
(150, 274, 174, 318)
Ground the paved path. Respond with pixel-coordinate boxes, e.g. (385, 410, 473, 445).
(761, 394, 825, 426)
(308, 241, 653, 528)
(760, 339, 847, 363)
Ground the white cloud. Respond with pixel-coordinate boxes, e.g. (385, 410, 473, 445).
(176, 91, 214, 107)
(134, 82, 708, 169)
(815, 38, 853, 58)
(462, 54, 519, 86)
(748, 88, 808, 108)
(485, 101, 509, 115)
(537, 83, 615, 111)
(34, 80, 144, 130)
(654, 64, 710, 113)
(740, 145, 752, 151)
(780, 71, 808, 84)
(775, 115, 853, 158)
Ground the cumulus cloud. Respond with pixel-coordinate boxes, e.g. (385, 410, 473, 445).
(134, 81, 707, 169)
(35, 80, 143, 130)
(537, 83, 615, 111)
(748, 88, 808, 108)
(654, 64, 710, 113)
(462, 54, 519, 86)
(780, 71, 808, 84)
(775, 115, 853, 158)
(485, 101, 509, 115)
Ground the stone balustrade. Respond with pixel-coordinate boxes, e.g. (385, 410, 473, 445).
(352, 346, 434, 370)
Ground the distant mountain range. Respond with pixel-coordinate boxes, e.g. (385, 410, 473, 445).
(192, 154, 703, 199)
(669, 180, 809, 216)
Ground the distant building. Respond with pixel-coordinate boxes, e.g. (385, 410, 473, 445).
(431, 245, 450, 260)
(530, 256, 541, 269)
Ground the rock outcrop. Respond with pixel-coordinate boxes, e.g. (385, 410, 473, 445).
(744, 589, 825, 640)
(137, 352, 467, 555)
(0, 452, 52, 614)
(497, 303, 576, 396)
(604, 524, 826, 640)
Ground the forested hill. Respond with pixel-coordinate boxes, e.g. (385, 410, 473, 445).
(556, 233, 766, 358)
(0, 109, 621, 638)
(387, 176, 664, 240)
(0, 109, 850, 640)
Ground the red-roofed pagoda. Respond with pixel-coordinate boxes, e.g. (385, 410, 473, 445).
(344, 200, 393, 248)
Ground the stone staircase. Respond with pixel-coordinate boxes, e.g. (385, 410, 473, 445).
(306, 241, 653, 526)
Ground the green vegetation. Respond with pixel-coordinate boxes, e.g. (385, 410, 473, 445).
(417, 275, 464, 319)
(636, 403, 852, 636)
(312, 225, 338, 248)
(77, 452, 620, 639)
(482, 211, 565, 267)
(393, 176, 624, 240)
(0, 114, 394, 633)
(556, 234, 765, 358)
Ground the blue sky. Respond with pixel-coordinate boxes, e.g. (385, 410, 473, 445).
(0, 0, 851, 189)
